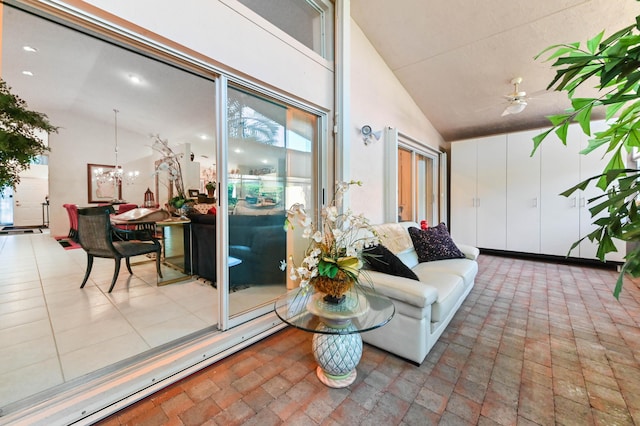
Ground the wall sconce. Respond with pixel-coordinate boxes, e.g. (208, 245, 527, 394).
(361, 125, 382, 145)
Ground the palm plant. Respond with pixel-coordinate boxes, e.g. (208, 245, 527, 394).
(534, 9, 640, 298)
(0, 79, 57, 191)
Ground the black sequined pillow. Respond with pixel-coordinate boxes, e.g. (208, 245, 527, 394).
(408, 223, 465, 262)
(363, 244, 419, 280)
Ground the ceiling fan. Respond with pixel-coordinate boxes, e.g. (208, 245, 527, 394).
(501, 77, 528, 116)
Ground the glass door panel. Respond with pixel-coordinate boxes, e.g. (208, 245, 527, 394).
(397, 145, 440, 224)
(415, 153, 435, 226)
(226, 87, 315, 321)
(398, 147, 412, 221)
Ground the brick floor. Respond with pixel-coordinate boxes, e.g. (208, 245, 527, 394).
(96, 255, 640, 425)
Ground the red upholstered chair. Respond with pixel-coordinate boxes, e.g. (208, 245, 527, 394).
(63, 204, 79, 241)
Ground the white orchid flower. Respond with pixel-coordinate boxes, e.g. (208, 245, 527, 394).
(326, 206, 338, 222)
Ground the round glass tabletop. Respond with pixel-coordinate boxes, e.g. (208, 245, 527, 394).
(274, 286, 395, 335)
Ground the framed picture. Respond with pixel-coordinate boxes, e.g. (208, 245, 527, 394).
(188, 189, 200, 197)
(87, 163, 122, 203)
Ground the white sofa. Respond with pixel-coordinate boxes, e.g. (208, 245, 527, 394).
(362, 221, 479, 364)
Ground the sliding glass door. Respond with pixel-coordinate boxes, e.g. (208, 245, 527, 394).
(224, 86, 317, 326)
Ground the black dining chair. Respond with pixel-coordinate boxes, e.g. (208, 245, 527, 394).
(77, 207, 162, 292)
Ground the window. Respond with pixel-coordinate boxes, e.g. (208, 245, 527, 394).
(236, 0, 333, 59)
(396, 137, 442, 225)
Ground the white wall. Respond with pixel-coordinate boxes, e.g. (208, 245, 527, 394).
(48, 111, 156, 237)
(80, 0, 334, 110)
(349, 20, 444, 224)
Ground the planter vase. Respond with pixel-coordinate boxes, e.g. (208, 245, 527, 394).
(306, 291, 369, 388)
(310, 271, 354, 300)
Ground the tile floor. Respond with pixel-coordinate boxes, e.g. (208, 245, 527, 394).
(97, 255, 640, 425)
(0, 231, 283, 408)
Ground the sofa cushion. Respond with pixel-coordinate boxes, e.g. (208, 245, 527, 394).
(409, 224, 465, 262)
(373, 223, 414, 253)
(411, 269, 465, 322)
(364, 244, 419, 281)
(192, 203, 216, 215)
(414, 258, 478, 289)
(396, 246, 419, 269)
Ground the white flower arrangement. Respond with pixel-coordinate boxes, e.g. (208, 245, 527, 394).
(283, 180, 379, 297)
(152, 135, 187, 208)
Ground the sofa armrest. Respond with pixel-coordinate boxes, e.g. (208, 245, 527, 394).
(456, 243, 480, 261)
(364, 270, 438, 308)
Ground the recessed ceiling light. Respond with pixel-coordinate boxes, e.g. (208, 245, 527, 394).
(128, 74, 142, 84)
(22, 45, 38, 53)
(261, 159, 268, 164)
(234, 148, 243, 154)
(22, 71, 34, 76)
(200, 134, 208, 140)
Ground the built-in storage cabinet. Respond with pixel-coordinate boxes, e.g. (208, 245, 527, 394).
(451, 121, 626, 262)
(450, 139, 477, 245)
(450, 135, 506, 250)
(540, 125, 581, 257)
(506, 129, 541, 253)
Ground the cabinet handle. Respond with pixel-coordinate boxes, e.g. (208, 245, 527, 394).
(472, 198, 475, 207)
(571, 197, 577, 208)
(476, 198, 480, 207)
(579, 197, 586, 208)
(533, 197, 538, 208)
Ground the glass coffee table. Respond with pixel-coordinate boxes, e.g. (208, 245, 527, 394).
(274, 287, 395, 388)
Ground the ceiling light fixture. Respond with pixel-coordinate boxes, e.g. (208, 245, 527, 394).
(21, 70, 34, 76)
(128, 74, 142, 85)
(93, 109, 139, 202)
(502, 99, 527, 116)
(22, 45, 38, 52)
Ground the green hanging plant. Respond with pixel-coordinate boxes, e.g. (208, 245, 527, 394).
(534, 8, 640, 298)
(0, 79, 57, 191)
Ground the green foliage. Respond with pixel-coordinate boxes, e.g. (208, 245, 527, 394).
(0, 79, 57, 191)
(534, 8, 640, 298)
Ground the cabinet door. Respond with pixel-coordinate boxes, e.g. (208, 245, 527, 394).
(451, 139, 477, 245)
(476, 135, 507, 250)
(506, 130, 541, 253)
(578, 120, 626, 261)
(540, 125, 581, 256)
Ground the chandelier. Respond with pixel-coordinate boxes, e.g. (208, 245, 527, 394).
(93, 109, 139, 202)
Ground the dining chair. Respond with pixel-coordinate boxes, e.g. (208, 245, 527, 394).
(62, 203, 79, 241)
(77, 206, 162, 292)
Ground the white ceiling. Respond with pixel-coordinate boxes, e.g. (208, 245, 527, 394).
(351, 0, 640, 141)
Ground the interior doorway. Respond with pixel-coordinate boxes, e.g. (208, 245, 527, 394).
(0, 187, 14, 225)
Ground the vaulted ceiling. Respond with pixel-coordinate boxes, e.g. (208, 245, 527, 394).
(351, 0, 640, 141)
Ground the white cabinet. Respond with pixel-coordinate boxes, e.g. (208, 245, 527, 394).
(540, 125, 582, 257)
(451, 135, 506, 249)
(451, 121, 626, 261)
(506, 129, 541, 253)
(577, 121, 626, 262)
(451, 139, 477, 246)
